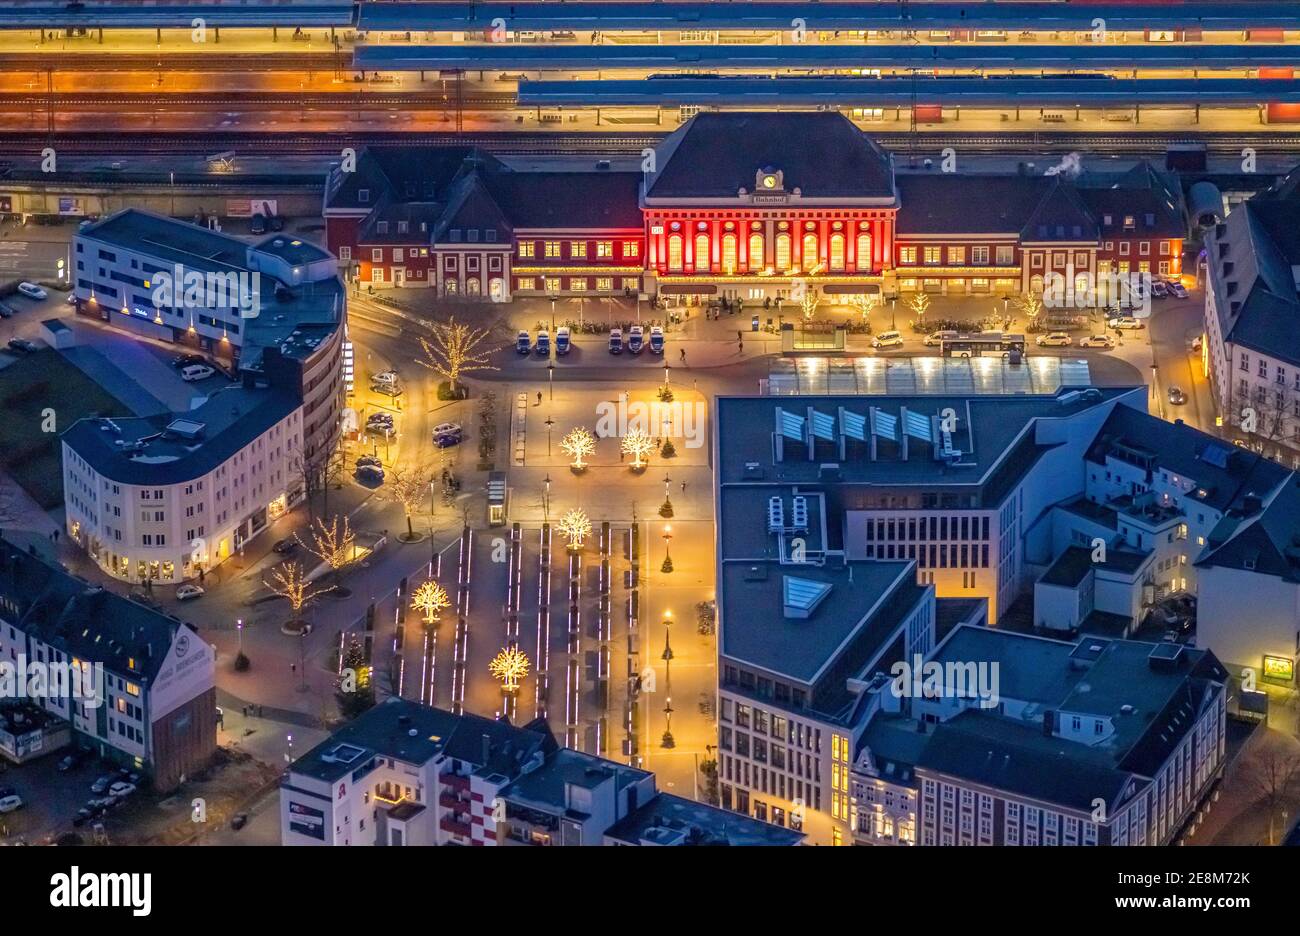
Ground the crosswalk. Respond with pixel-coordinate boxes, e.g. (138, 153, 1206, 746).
(0, 241, 30, 272)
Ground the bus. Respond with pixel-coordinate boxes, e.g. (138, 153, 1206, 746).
(940, 333, 1026, 363)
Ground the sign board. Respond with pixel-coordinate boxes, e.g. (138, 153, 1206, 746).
(225, 198, 278, 219)
(288, 801, 326, 840)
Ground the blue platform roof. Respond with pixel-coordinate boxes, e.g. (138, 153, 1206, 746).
(355, 42, 1300, 73)
(358, 2, 1300, 32)
(519, 76, 1300, 107)
(0, 1, 353, 29)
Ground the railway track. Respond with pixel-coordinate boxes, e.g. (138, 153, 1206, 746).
(0, 90, 517, 107)
(2, 129, 1299, 155)
(0, 52, 344, 71)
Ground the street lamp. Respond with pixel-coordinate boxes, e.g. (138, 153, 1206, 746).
(663, 363, 670, 387)
(548, 294, 557, 332)
(236, 618, 243, 654)
(547, 362, 555, 401)
(661, 614, 675, 749)
(661, 524, 673, 574)
(545, 416, 555, 457)
(659, 475, 673, 518)
(543, 473, 551, 522)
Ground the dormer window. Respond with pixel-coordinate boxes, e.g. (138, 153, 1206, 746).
(397, 221, 408, 235)
(358, 189, 370, 203)
(1123, 215, 1136, 230)
(450, 229, 462, 243)
(376, 221, 388, 236)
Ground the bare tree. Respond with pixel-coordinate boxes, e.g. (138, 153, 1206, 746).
(621, 429, 655, 470)
(849, 292, 879, 327)
(387, 463, 433, 540)
(560, 427, 596, 470)
(1244, 745, 1300, 845)
(799, 293, 820, 321)
(1015, 291, 1043, 329)
(908, 292, 931, 325)
(417, 316, 498, 396)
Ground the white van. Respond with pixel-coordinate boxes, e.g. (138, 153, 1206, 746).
(181, 364, 215, 382)
(873, 330, 904, 349)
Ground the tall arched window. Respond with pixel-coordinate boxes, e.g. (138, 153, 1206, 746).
(667, 235, 683, 272)
(802, 233, 819, 272)
(721, 234, 738, 274)
(829, 234, 846, 272)
(748, 233, 765, 271)
(856, 232, 873, 271)
(694, 233, 710, 272)
(775, 233, 792, 271)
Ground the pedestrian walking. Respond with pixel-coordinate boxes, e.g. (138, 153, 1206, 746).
(536, 391, 543, 406)
(680, 480, 686, 494)
(679, 348, 687, 363)
(737, 330, 743, 342)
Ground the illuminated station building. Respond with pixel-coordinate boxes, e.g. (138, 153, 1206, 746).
(327, 111, 1186, 304)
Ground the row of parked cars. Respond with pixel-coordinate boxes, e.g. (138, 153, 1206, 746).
(1, 283, 51, 356)
(516, 325, 666, 356)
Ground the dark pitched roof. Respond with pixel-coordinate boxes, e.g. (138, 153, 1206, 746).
(1021, 177, 1099, 243)
(1197, 473, 1300, 581)
(645, 111, 895, 200)
(1086, 405, 1289, 513)
(485, 170, 643, 229)
(1078, 161, 1186, 239)
(433, 171, 514, 244)
(896, 174, 1051, 235)
(0, 538, 188, 683)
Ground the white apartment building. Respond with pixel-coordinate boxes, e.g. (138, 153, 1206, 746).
(1203, 169, 1300, 468)
(0, 540, 216, 791)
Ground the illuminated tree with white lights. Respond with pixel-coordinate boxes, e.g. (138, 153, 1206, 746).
(418, 316, 498, 395)
(411, 580, 451, 626)
(557, 508, 592, 550)
(621, 429, 655, 470)
(489, 647, 531, 693)
(560, 427, 596, 471)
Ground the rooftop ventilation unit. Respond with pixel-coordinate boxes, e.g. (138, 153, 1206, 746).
(791, 495, 809, 533)
(767, 496, 785, 533)
(165, 418, 206, 440)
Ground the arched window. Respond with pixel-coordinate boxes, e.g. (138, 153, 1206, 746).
(667, 235, 683, 272)
(748, 233, 765, 271)
(775, 233, 792, 271)
(721, 234, 738, 275)
(694, 233, 710, 272)
(856, 232, 873, 271)
(829, 234, 846, 272)
(466, 277, 481, 297)
(802, 233, 819, 272)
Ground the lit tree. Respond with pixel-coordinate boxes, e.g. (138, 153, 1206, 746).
(411, 580, 451, 626)
(849, 292, 879, 325)
(300, 514, 356, 582)
(336, 635, 375, 719)
(621, 429, 655, 470)
(557, 508, 592, 550)
(387, 463, 433, 540)
(1016, 290, 1043, 327)
(489, 646, 531, 693)
(560, 426, 596, 471)
(264, 562, 335, 626)
(417, 315, 498, 395)
(799, 292, 820, 321)
(908, 292, 931, 324)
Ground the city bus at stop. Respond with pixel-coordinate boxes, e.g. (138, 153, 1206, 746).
(940, 333, 1026, 363)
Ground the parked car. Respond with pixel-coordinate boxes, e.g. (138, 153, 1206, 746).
(250, 213, 267, 235)
(1079, 334, 1115, 349)
(272, 538, 298, 555)
(175, 583, 205, 601)
(1150, 279, 1169, 299)
(230, 812, 249, 831)
(1035, 332, 1072, 347)
(434, 422, 463, 448)
(1168, 386, 1187, 405)
(355, 463, 385, 483)
(171, 353, 207, 369)
(57, 752, 82, 772)
(608, 328, 623, 354)
(371, 382, 403, 398)
(1168, 281, 1189, 299)
(366, 415, 394, 434)
(1191, 335, 1203, 352)
(0, 304, 12, 319)
(6, 338, 37, 355)
(535, 329, 550, 356)
(627, 325, 645, 354)
(17, 282, 47, 300)
(924, 330, 958, 347)
(108, 781, 136, 798)
(180, 364, 215, 381)
(555, 326, 571, 355)
(355, 455, 383, 469)
(0, 794, 23, 814)
(372, 370, 399, 387)
(1108, 316, 1145, 330)
(515, 330, 531, 355)
(648, 325, 664, 355)
(873, 330, 904, 349)
(90, 775, 113, 795)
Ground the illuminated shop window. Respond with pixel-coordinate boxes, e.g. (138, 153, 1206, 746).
(748, 234, 764, 271)
(694, 234, 710, 271)
(667, 235, 683, 272)
(856, 233, 872, 271)
(802, 234, 819, 271)
(775, 234, 791, 271)
(829, 234, 846, 272)
(721, 234, 738, 274)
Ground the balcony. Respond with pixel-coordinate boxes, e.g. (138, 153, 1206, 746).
(439, 791, 471, 812)
(440, 815, 472, 838)
(441, 771, 470, 794)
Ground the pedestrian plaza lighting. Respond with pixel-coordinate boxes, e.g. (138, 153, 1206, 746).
(561, 426, 595, 470)
(489, 647, 531, 693)
(622, 428, 655, 470)
(661, 524, 674, 574)
(411, 580, 451, 625)
(557, 508, 592, 550)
